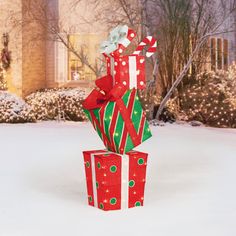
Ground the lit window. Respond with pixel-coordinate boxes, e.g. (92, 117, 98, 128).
(68, 35, 85, 81)
(69, 59, 82, 81)
(67, 34, 104, 81)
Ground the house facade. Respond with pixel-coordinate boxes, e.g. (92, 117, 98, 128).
(0, 0, 235, 98)
(0, 0, 107, 97)
(0, 0, 46, 97)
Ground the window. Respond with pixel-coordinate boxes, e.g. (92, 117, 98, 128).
(210, 37, 228, 71)
(69, 59, 83, 81)
(67, 34, 105, 82)
(68, 35, 85, 81)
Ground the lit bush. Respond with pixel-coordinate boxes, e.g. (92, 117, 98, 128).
(0, 91, 36, 123)
(25, 88, 88, 121)
(180, 67, 236, 128)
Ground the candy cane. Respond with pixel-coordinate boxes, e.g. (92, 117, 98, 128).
(132, 36, 157, 57)
(115, 28, 137, 54)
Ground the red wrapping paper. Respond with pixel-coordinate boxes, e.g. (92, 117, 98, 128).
(105, 54, 146, 89)
(83, 150, 148, 211)
(101, 27, 157, 90)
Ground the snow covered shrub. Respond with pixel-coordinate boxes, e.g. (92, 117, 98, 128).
(25, 88, 88, 121)
(180, 67, 236, 128)
(0, 91, 36, 123)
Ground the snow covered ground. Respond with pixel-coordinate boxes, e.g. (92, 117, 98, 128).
(0, 122, 235, 236)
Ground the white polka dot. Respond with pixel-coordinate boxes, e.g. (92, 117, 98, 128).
(108, 63, 110, 67)
(130, 33, 135, 37)
(140, 81, 144, 85)
(115, 62, 118, 66)
(122, 61, 126, 66)
(119, 49, 123, 53)
(140, 59, 145, 64)
(114, 71, 116, 75)
(123, 81, 127, 85)
(136, 70, 140, 75)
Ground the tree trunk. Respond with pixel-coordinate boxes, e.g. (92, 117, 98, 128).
(155, 37, 208, 120)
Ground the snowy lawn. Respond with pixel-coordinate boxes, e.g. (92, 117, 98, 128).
(0, 122, 235, 236)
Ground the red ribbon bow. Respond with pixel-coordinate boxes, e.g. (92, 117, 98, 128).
(83, 74, 142, 153)
(83, 75, 127, 110)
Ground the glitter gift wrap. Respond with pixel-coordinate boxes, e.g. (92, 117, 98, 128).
(83, 150, 148, 211)
(105, 54, 146, 89)
(100, 25, 157, 90)
(83, 76, 152, 154)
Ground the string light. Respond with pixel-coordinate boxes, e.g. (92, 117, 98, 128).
(0, 91, 36, 122)
(25, 88, 87, 122)
(178, 66, 236, 128)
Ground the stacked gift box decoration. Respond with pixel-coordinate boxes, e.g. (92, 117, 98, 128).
(82, 25, 157, 211)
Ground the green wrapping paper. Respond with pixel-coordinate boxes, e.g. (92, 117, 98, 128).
(83, 88, 152, 154)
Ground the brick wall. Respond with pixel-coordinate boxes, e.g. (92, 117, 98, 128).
(0, 0, 47, 98)
(0, 0, 23, 97)
(21, 0, 46, 97)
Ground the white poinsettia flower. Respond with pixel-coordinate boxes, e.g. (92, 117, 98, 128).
(100, 25, 129, 54)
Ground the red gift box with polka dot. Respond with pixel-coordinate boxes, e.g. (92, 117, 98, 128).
(83, 150, 148, 211)
(105, 55, 146, 90)
(102, 27, 157, 90)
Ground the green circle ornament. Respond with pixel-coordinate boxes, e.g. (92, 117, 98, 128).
(85, 161, 90, 168)
(129, 180, 135, 187)
(96, 181, 99, 189)
(138, 158, 144, 165)
(97, 162, 101, 169)
(135, 201, 141, 207)
(88, 196, 93, 202)
(99, 203, 104, 209)
(110, 197, 117, 205)
(110, 165, 117, 173)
